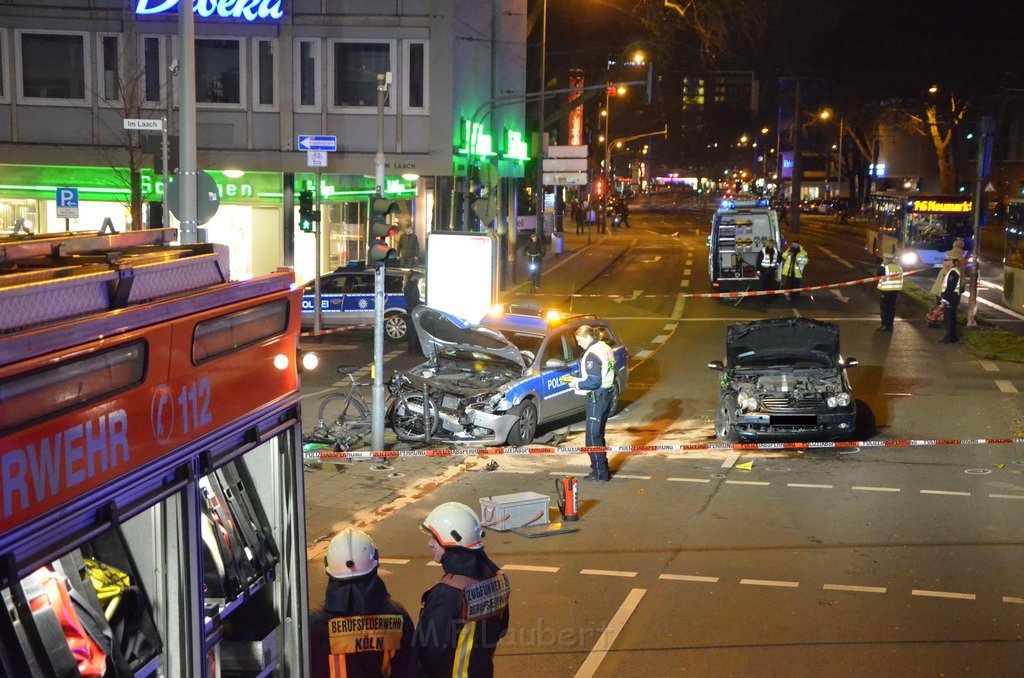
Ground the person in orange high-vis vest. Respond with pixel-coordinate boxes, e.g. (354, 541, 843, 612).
(309, 528, 417, 678)
(416, 502, 510, 678)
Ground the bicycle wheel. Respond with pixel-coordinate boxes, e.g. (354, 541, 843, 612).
(318, 395, 371, 444)
(389, 391, 441, 441)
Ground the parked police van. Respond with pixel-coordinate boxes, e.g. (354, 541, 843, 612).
(707, 198, 783, 291)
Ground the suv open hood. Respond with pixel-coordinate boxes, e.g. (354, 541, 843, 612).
(412, 306, 526, 368)
(726, 317, 839, 364)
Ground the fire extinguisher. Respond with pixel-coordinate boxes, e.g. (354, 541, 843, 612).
(556, 476, 578, 521)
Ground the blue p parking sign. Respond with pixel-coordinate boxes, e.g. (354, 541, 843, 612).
(56, 188, 79, 219)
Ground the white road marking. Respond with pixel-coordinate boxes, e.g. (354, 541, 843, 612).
(823, 584, 886, 594)
(829, 288, 850, 303)
(492, 468, 537, 474)
(581, 569, 638, 578)
(679, 279, 690, 288)
(652, 334, 670, 344)
(721, 452, 740, 468)
(427, 561, 441, 567)
(614, 474, 652, 480)
(995, 380, 1018, 394)
(667, 477, 712, 483)
(726, 480, 770, 486)
(990, 493, 1024, 500)
(663, 323, 677, 331)
(659, 573, 719, 583)
(788, 483, 834, 489)
(852, 486, 901, 493)
(741, 578, 799, 588)
(502, 564, 560, 573)
(920, 489, 971, 496)
(1003, 596, 1024, 604)
(683, 268, 692, 276)
(979, 360, 999, 372)
(574, 588, 647, 678)
(633, 349, 654, 360)
(974, 293, 1024, 321)
(819, 246, 855, 269)
(912, 589, 976, 601)
(379, 558, 410, 565)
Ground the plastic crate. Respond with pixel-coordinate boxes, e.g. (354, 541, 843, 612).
(479, 492, 550, 532)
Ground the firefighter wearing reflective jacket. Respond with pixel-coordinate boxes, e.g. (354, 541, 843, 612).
(757, 240, 780, 302)
(566, 325, 616, 482)
(876, 254, 904, 331)
(310, 528, 417, 678)
(781, 241, 808, 300)
(416, 502, 510, 678)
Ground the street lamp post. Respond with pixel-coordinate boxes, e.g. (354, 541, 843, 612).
(535, 0, 547, 239)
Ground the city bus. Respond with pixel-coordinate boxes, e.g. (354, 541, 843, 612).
(1003, 199, 1024, 309)
(865, 191, 973, 267)
(0, 228, 311, 675)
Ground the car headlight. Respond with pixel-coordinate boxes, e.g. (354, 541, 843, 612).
(737, 392, 758, 410)
(900, 251, 918, 266)
(826, 392, 852, 408)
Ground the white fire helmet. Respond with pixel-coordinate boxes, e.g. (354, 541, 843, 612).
(325, 528, 379, 579)
(421, 502, 484, 550)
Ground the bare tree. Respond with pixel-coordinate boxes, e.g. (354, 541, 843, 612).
(899, 91, 969, 194)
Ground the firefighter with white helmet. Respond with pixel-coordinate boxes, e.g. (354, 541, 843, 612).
(309, 527, 417, 678)
(415, 502, 510, 677)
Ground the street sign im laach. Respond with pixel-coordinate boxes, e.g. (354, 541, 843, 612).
(124, 118, 164, 131)
(298, 135, 338, 152)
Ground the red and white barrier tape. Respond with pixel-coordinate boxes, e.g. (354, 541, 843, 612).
(300, 321, 375, 338)
(303, 434, 1019, 461)
(511, 270, 923, 300)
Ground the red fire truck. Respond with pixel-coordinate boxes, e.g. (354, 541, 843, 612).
(0, 228, 310, 675)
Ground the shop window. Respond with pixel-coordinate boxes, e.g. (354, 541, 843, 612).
(18, 30, 88, 102)
(404, 40, 428, 114)
(142, 36, 164, 104)
(330, 40, 394, 112)
(295, 38, 320, 111)
(195, 37, 242, 105)
(0, 30, 8, 102)
(99, 34, 120, 102)
(253, 38, 276, 109)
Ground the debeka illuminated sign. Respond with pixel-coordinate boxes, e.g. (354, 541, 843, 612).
(136, 0, 283, 21)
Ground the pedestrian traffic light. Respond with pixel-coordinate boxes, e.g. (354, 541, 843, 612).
(298, 189, 317, 232)
(368, 194, 399, 267)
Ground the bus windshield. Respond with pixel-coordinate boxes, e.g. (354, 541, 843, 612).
(867, 192, 973, 265)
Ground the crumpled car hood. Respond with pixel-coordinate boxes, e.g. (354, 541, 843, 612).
(726, 317, 840, 365)
(412, 306, 526, 368)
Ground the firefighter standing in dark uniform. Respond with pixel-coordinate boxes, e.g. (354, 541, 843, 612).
(415, 502, 510, 678)
(564, 325, 616, 482)
(309, 528, 417, 678)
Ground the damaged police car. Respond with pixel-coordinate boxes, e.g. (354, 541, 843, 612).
(389, 305, 629, 445)
(707, 317, 858, 442)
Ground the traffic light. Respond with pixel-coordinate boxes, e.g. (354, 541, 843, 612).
(595, 178, 604, 198)
(298, 189, 317, 232)
(368, 194, 399, 267)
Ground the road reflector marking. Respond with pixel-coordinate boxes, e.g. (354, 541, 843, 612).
(502, 564, 559, 573)
(788, 483, 834, 489)
(996, 380, 1018, 393)
(659, 573, 719, 583)
(574, 588, 646, 678)
(852, 486, 900, 492)
(581, 569, 637, 578)
(920, 489, 971, 496)
(979, 360, 999, 372)
(990, 493, 1024, 500)
(379, 558, 410, 565)
(823, 584, 886, 594)
(912, 589, 975, 600)
(740, 578, 799, 588)
(726, 479, 769, 486)
(667, 477, 711, 483)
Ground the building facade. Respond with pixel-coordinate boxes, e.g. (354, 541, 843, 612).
(0, 0, 526, 283)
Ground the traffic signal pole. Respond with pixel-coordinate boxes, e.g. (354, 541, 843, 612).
(372, 72, 388, 451)
(314, 167, 322, 336)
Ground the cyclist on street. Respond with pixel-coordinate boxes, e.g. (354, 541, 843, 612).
(522, 232, 545, 292)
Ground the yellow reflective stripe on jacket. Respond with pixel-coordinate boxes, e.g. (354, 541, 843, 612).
(877, 263, 903, 291)
(452, 620, 477, 677)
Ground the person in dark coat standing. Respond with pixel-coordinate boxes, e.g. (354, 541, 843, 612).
(415, 502, 510, 678)
(397, 225, 420, 268)
(756, 239, 780, 305)
(939, 255, 963, 344)
(309, 528, 418, 678)
(403, 271, 424, 355)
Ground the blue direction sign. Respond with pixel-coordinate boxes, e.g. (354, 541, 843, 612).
(56, 187, 79, 218)
(298, 135, 337, 152)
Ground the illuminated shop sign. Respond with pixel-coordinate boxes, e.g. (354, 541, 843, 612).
(505, 130, 529, 162)
(910, 200, 972, 213)
(136, 0, 283, 21)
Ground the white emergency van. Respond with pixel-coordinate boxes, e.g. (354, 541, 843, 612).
(707, 198, 783, 292)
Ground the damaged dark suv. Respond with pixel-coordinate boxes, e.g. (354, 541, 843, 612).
(707, 317, 858, 442)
